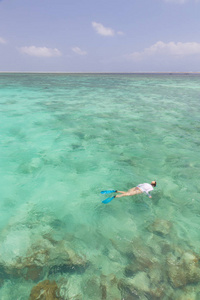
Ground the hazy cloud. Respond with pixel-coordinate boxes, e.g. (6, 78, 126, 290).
(92, 22, 124, 37)
(20, 46, 61, 57)
(163, 0, 199, 3)
(92, 22, 114, 36)
(0, 37, 6, 44)
(72, 47, 87, 55)
(128, 41, 200, 60)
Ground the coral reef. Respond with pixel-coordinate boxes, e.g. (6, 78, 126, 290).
(148, 218, 172, 236)
(1, 216, 200, 299)
(0, 235, 88, 282)
(29, 280, 60, 300)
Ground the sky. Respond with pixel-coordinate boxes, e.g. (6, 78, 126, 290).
(0, 0, 200, 72)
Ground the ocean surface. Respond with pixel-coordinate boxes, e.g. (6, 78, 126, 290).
(0, 73, 200, 299)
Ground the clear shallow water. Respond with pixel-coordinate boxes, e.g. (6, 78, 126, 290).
(0, 73, 200, 299)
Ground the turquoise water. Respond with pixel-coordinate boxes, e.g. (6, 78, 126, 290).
(0, 73, 200, 299)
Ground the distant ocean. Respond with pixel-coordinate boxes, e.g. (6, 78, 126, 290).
(0, 73, 200, 299)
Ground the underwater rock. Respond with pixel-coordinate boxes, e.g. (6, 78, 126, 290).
(29, 280, 60, 300)
(149, 286, 166, 299)
(120, 271, 171, 300)
(130, 239, 159, 270)
(148, 219, 172, 236)
(160, 241, 172, 255)
(59, 276, 83, 300)
(110, 237, 133, 256)
(25, 265, 44, 281)
(84, 276, 102, 299)
(176, 291, 196, 300)
(167, 254, 187, 288)
(118, 277, 143, 299)
(48, 241, 88, 275)
(1, 237, 88, 282)
(124, 263, 139, 277)
(148, 264, 164, 286)
(119, 275, 169, 300)
(167, 252, 200, 288)
(1, 246, 49, 282)
(100, 273, 121, 300)
(0, 264, 10, 281)
(24, 239, 88, 277)
(127, 272, 150, 293)
(0, 277, 4, 288)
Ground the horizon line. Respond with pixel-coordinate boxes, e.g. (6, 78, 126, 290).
(1, 71, 200, 74)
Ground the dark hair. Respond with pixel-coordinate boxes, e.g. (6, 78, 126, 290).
(151, 181, 156, 187)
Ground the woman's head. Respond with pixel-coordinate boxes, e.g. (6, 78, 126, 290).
(151, 181, 156, 187)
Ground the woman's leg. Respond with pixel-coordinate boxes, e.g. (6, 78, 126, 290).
(115, 192, 130, 198)
(115, 187, 142, 198)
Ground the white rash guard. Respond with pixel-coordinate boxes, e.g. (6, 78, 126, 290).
(137, 183, 154, 198)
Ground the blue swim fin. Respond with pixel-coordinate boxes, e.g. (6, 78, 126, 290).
(101, 190, 117, 194)
(102, 196, 115, 204)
